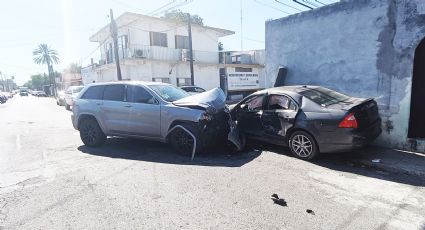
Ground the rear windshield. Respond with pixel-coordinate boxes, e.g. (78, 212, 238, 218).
(149, 85, 189, 102)
(299, 87, 351, 106)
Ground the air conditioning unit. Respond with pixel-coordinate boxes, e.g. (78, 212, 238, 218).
(134, 49, 146, 58)
(181, 49, 191, 61)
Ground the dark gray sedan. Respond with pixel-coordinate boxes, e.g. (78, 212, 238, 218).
(230, 86, 382, 160)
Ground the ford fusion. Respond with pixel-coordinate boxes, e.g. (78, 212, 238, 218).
(230, 86, 382, 160)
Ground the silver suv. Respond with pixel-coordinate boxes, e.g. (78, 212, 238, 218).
(71, 81, 228, 157)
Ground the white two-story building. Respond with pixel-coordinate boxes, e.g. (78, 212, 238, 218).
(82, 12, 267, 97)
(82, 12, 237, 90)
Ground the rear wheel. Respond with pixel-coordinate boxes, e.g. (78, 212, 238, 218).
(79, 117, 106, 147)
(289, 131, 319, 160)
(169, 124, 202, 156)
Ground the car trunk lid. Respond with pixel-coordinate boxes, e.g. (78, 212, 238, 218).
(329, 98, 380, 130)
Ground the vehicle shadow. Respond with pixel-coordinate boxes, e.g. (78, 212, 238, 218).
(77, 137, 261, 167)
(247, 141, 425, 187)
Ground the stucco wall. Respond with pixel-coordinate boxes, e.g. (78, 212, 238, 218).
(266, 0, 425, 151)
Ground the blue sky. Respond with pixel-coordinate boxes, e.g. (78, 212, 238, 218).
(0, 0, 337, 85)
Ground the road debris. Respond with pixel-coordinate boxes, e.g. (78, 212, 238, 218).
(271, 194, 287, 207)
(306, 209, 315, 215)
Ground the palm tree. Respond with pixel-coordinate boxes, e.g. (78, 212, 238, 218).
(33, 44, 60, 96)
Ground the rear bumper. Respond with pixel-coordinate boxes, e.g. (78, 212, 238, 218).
(319, 119, 382, 153)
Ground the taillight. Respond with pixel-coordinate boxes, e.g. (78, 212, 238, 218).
(339, 113, 358, 129)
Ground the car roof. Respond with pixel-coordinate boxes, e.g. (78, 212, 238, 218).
(253, 85, 320, 95)
(87, 81, 171, 87)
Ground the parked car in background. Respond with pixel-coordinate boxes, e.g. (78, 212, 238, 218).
(56, 91, 66, 106)
(230, 85, 382, 160)
(4, 92, 13, 99)
(71, 82, 230, 157)
(64, 86, 84, 110)
(0, 93, 7, 104)
(180, 86, 206, 95)
(34, 91, 47, 97)
(19, 91, 28, 96)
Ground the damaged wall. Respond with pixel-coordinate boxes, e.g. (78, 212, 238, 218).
(265, 0, 425, 152)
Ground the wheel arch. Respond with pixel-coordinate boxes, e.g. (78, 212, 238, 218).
(286, 127, 320, 152)
(166, 120, 198, 142)
(77, 113, 103, 131)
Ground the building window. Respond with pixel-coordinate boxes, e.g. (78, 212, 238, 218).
(231, 55, 241, 64)
(175, 35, 189, 49)
(235, 67, 252, 72)
(177, 78, 191, 86)
(150, 32, 168, 47)
(152, 77, 170, 83)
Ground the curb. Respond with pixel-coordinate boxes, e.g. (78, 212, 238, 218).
(354, 159, 425, 178)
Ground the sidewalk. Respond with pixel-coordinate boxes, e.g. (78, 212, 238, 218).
(351, 147, 425, 178)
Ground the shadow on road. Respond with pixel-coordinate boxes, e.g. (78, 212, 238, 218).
(78, 137, 261, 167)
(247, 141, 425, 187)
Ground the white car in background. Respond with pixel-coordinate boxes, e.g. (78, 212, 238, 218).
(64, 86, 84, 111)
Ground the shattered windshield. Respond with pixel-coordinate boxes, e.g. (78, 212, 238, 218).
(149, 85, 189, 102)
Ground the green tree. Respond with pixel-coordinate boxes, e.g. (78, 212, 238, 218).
(162, 10, 204, 26)
(69, 63, 82, 74)
(33, 44, 60, 95)
(24, 74, 49, 90)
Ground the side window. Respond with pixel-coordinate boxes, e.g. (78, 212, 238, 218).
(127, 86, 155, 104)
(103, 85, 125, 102)
(81, 85, 105, 100)
(288, 101, 297, 111)
(268, 95, 290, 110)
(240, 95, 265, 111)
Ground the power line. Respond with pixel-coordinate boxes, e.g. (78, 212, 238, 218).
(274, 0, 304, 12)
(110, 0, 147, 13)
(253, 0, 290, 14)
(149, 0, 177, 15)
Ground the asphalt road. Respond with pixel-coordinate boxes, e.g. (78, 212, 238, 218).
(1, 95, 424, 230)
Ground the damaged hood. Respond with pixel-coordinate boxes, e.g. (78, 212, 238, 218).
(173, 87, 226, 114)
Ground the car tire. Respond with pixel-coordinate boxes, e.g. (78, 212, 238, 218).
(79, 117, 106, 147)
(169, 123, 202, 156)
(289, 131, 319, 161)
(65, 104, 71, 111)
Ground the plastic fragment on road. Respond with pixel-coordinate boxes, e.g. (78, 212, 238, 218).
(372, 159, 381, 163)
(306, 209, 315, 215)
(271, 194, 287, 207)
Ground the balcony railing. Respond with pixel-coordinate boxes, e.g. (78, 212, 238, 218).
(98, 45, 219, 65)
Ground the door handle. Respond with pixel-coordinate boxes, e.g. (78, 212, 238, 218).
(123, 104, 132, 108)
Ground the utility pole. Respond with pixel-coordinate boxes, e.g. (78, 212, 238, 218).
(240, 0, 243, 51)
(187, 13, 194, 86)
(110, 9, 122, 81)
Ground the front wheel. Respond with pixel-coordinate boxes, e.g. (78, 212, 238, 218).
(169, 124, 202, 156)
(79, 117, 106, 147)
(289, 131, 319, 161)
